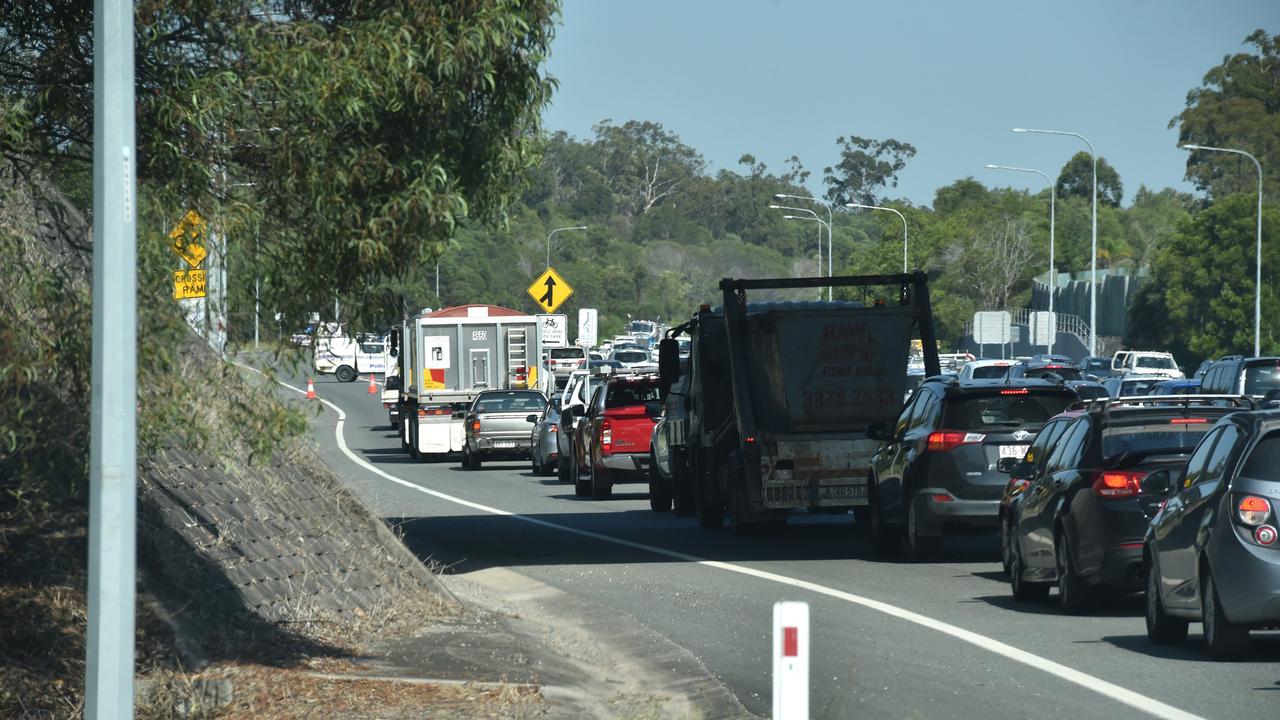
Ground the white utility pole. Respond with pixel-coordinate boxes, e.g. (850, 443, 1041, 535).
(846, 203, 909, 273)
(88, 0, 137, 717)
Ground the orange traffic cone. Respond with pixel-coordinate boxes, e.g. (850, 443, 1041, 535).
(367, 373, 379, 395)
(306, 377, 317, 400)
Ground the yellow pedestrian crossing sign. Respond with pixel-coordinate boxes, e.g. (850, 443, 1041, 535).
(168, 209, 208, 268)
(527, 267, 573, 314)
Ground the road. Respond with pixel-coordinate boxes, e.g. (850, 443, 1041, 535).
(282, 370, 1279, 720)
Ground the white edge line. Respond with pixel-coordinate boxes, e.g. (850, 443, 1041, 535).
(239, 362, 1207, 720)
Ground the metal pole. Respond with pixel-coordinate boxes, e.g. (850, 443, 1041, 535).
(983, 165, 1056, 354)
(775, 194, 834, 299)
(253, 223, 260, 350)
(545, 225, 588, 270)
(777, 211, 829, 298)
(88, 0, 137, 717)
(844, 203, 908, 273)
(1179, 144, 1265, 356)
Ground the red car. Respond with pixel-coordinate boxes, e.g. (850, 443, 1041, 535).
(573, 373, 663, 499)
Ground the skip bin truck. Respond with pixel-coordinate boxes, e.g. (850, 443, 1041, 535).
(393, 305, 542, 460)
(655, 272, 941, 532)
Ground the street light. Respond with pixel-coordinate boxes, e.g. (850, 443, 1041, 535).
(775, 193, 834, 299)
(1181, 143, 1265, 356)
(985, 164, 1057, 354)
(845, 203, 908, 273)
(546, 225, 588, 269)
(769, 203, 828, 290)
(1013, 127, 1099, 356)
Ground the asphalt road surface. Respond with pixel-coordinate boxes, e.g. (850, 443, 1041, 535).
(274, 369, 1280, 720)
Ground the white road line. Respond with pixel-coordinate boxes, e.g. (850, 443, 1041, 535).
(248, 365, 1206, 720)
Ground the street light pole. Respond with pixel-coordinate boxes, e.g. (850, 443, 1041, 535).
(845, 203, 908, 273)
(1181, 143, 1265, 356)
(546, 225, 588, 269)
(1013, 127, 1098, 356)
(775, 194, 834, 299)
(985, 164, 1057, 355)
(769, 203, 829, 293)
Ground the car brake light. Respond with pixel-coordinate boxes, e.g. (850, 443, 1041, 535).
(1000, 388, 1029, 395)
(1170, 417, 1208, 424)
(601, 419, 613, 453)
(470, 419, 481, 432)
(1092, 470, 1146, 498)
(550, 425, 557, 433)
(927, 430, 986, 452)
(1238, 496, 1272, 526)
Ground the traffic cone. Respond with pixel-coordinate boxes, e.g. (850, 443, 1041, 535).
(367, 373, 379, 395)
(306, 377, 317, 400)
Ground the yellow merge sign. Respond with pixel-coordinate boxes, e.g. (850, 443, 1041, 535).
(168, 209, 208, 268)
(173, 269, 207, 299)
(527, 267, 573, 314)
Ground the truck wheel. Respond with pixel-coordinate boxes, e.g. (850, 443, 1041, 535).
(693, 452, 724, 529)
(648, 453, 672, 512)
(335, 365, 356, 383)
(408, 421, 420, 460)
(591, 466, 613, 500)
(400, 417, 411, 453)
(671, 450, 696, 517)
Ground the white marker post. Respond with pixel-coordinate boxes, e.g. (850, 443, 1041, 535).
(772, 601, 809, 720)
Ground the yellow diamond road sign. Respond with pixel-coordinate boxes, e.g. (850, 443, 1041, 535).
(168, 209, 208, 268)
(173, 269, 207, 299)
(527, 267, 573, 314)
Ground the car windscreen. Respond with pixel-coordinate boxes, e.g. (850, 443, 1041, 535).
(941, 391, 1076, 431)
(971, 365, 1011, 379)
(605, 382, 662, 408)
(1240, 431, 1280, 479)
(1120, 379, 1161, 395)
(1025, 367, 1083, 381)
(1242, 362, 1280, 396)
(613, 351, 649, 364)
(1101, 420, 1214, 460)
(1085, 359, 1110, 370)
(1135, 356, 1177, 369)
(549, 348, 584, 360)
(474, 393, 547, 413)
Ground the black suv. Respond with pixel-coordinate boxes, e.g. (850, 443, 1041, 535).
(1008, 395, 1253, 613)
(1144, 408, 1280, 657)
(866, 378, 1078, 560)
(1198, 355, 1280, 397)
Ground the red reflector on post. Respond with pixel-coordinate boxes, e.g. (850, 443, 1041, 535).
(783, 627, 798, 657)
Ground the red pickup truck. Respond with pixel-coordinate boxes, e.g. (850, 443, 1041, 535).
(573, 373, 663, 499)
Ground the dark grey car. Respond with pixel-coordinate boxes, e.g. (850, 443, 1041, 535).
(529, 404, 561, 476)
(1144, 408, 1280, 657)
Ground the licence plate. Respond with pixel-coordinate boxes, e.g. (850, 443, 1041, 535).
(998, 444, 1029, 459)
(493, 441, 516, 449)
(819, 485, 866, 499)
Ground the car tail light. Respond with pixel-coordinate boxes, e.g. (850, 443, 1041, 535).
(470, 419, 481, 432)
(1169, 417, 1208, 424)
(1238, 495, 1272, 526)
(1255, 525, 1278, 546)
(550, 425, 558, 433)
(926, 430, 986, 452)
(601, 419, 613, 453)
(1092, 470, 1146, 498)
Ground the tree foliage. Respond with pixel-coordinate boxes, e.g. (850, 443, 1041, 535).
(1056, 151, 1124, 207)
(822, 135, 916, 207)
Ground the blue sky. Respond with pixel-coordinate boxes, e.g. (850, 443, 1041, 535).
(542, 0, 1276, 207)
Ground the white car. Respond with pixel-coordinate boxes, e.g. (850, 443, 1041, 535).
(1112, 351, 1184, 379)
(957, 359, 1016, 381)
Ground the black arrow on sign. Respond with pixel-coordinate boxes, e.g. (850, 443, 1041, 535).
(539, 276, 556, 307)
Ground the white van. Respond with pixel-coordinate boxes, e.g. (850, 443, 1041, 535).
(314, 333, 387, 382)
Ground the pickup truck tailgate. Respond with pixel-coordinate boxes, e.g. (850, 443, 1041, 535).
(603, 406, 655, 455)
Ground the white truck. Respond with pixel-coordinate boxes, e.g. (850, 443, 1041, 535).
(313, 328, 388, 383)
(394, 305, 542, 460)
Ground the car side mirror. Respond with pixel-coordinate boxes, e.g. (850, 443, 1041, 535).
(658, 338, 680, 391)
(385, 376, 402, 391)
(526, 414, 538, 424)
(866, 422, 891, 442)
(562, 405, 578, 420)
(644, 401, 664, 420)
(1141, 470, 1172, 496)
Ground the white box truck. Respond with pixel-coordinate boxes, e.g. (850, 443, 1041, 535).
(394, 305, 542, 460)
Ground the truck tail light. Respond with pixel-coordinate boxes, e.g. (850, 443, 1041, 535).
(1238, 495, 1272, 526)
(601, 419, 613, 453)
(1092, 471, 1146, 498)
(926, 430, 985, 452)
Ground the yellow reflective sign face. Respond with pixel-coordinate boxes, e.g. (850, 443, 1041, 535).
(527, 267, 573, 314)
(168, 209, 208, 268)
(173, 269, 207, 299)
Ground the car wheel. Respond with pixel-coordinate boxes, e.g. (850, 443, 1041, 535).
(335, 365, 356, 383)
(1010, 540, 1050, 602)
(1145, 556, 1188, 645)
(868, 485, 902, 557)
(902, 497, 940, 562)
(648, 454, 672, 513)
(591, 466, 613, 500)
(1202, 567, 1249, 658)
(1056, 531, 1095, 615)
(557, 455, 571, 483)
(573, 460, 590, 497)
(1000, 516, 1014, 576)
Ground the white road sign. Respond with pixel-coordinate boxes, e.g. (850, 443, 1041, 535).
(424, 336, 450, 369)
(577, 308, 598, 347)
(1030, 311, 1057, 346)
(973, 311, 1012, 346)
(538, 314, 568, 347)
